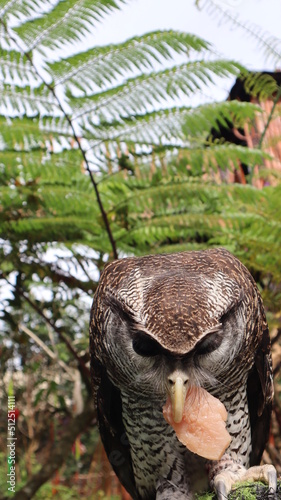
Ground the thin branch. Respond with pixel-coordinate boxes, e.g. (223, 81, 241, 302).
(0, 18, 118, 260)
(19, 323, 57, 360)
(19, 323, 75, 379)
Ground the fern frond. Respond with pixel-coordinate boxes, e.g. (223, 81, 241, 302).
(14, 0, 125, 52)
(49, 31, 210, 89)
(0, 115, 45, 150)
(115, 212, 225, 251)
(0, 82, 58, 115)
(103, 174, 267, 223)
(0, 0, 55, 22)
(182, 100, 260, 138)
(0, 49, 38, 85)
(107, 176, 281, 262)
(85, 107, 188, 144)
(240, 72, 280, 101)
(38, 115, 73, 138)
(73, 59, 243, 124)
(84, 106, 269, 170)
(190, 143, 269, 172)
(0, 115, 72, 151)
(197, 0, 281, 65)
(1, 216, 101, 242)
(30, 151, 88, 183)
(1, 149, 85, 184)
(0, 157, 105, 247)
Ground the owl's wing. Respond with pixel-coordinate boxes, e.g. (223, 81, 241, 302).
(247, 302, 274, 466)
(92, 356, 138, 499)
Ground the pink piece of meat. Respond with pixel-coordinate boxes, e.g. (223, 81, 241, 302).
(163, 386, 232, 460)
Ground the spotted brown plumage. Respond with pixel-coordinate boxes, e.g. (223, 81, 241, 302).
(90, 248, 276, 499)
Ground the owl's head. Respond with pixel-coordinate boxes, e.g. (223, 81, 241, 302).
(95, 264, 251, 422)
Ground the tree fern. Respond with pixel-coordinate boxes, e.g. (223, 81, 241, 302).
(1, 0, 260, 261)
(0, 115, 71, 149)
(105, 167, 281, 284)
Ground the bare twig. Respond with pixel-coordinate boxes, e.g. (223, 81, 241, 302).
(19, 323, 75, 379)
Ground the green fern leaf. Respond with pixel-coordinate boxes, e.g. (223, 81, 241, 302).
(49, 31, 210, 90)
(0, 115, 72, 151)
(240, 72, 280, 101)
(0, 49, 38, 85)
(0, 82, 58, 115)
(14, 0, 125, 52)
(72, 59, 243, 119)
(0, 0, 54, 21)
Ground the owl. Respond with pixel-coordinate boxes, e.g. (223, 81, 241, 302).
(90, 248, 276, 499)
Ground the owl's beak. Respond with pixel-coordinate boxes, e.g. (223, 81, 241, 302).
(166, 370, 189, 424)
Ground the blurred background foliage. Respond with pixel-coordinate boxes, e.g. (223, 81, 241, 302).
(0, 0, 281, 498)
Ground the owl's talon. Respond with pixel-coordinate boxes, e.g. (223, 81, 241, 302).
(215, 479, 228, 499)
(213, 464, 277, 499)
(267, 467, 277, 492)
(242, 464, 277, 492)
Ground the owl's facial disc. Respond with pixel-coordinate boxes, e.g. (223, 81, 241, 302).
(166, 370, 189, 423)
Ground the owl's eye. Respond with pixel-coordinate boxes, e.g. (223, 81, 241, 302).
(195, 330, 223, 356)
(132, 332, 161, 357)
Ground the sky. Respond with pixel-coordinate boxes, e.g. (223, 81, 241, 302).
(91, 0, 281, 101)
